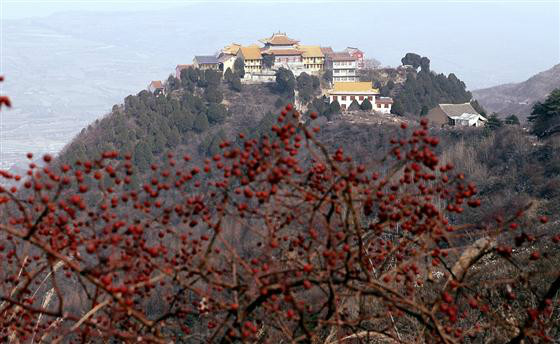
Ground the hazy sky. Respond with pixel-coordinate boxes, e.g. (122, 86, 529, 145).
(2, 0, 560, 88)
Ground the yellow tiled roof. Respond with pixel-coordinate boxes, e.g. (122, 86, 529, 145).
(298, 45, 324, 58)
(239, 45, 262, 60)
(259, 32, 299, 45)
(223, 43, 241, 55)
(332, 82, 379, 93)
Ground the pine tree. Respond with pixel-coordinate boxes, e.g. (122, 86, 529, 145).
(486, 113, 503, 131)
(230, 74, 242, 92)
(166, 75, 181, 92)
(224, 68, 233, 83)
(275, 68, 296, 96)
(360, 98, 373, 111)
(134, 142, 153, 171)
(207, 103, 227, 124)
(329, 100, 341, 115)
(505, 114, 520, 125)
(391, 101, 404, 116)
(348, 100, 361, 111)
(470, 99, 487, 117)
(167, 127, 180, 147)
(170, 110, 194, 133)
(204, 86, 223, 104)
(193, 113, 209, 133)
(529, 88, 560, 138)
(296, 72, 314, 103)
(234, 57, 245, 78)
(204, 70, 222, 88)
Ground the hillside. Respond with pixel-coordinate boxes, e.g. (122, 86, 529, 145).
(3, 66, 560, 343)
(59, 70, 281, 172)
(57, 68, 560, 220)
(472, 64, 560, 121)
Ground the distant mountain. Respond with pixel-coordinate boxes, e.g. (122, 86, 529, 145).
(472, 64, 560, 121)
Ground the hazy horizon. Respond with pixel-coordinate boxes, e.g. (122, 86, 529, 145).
(3, 1, 559, 88)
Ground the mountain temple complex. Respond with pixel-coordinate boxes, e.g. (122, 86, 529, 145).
(166, 32, 396, 115)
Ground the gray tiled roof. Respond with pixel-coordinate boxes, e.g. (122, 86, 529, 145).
(194, 55, 219, 64)
(439, 103, 479, 117)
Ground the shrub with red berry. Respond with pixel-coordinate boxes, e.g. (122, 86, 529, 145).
(0, 80, 558, 343)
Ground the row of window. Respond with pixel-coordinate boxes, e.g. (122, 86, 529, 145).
(332, 95, 373, 101)
(333, 77, 359, 81)
(338, 103, 390, 109)
(331, 96, 391, 109)
(276, 57, 302, 62)
(333, 69, 356, 74)
(334, 61, 356, 66)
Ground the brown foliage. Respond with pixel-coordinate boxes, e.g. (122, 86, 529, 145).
(0, 80, 559, 343)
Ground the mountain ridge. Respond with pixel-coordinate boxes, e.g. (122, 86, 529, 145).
(472, 63, 560, 121)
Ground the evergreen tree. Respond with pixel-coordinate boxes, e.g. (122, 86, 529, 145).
(275, 68, 296, 96)
(149, 125, 167, 154)
(182, 93, 207, 115)
(193, 113, 210, 133)
(529, 88, 560, 138)
(380, 85, 391, 97)
(204, 86, 223, 104)
(166, 75, 181, 92)
(401, 53, 422, 68)
(470, 99, 487, 117)
(393, 54, 472, 116)
(329, 100, 341, 115)
(311, 75, 320, 89)
(505, 114, 520, 125)
(167, 127, 180, 147)
(184, 67, 199, 84)
(360, 98, 373, 111)
(348, 100, 361, 111)
(234, 57, 245, 78)
(207, 103, 228, 124)
(486, 113, 503, 130)
(391, 101, 405, 116)
(230, 74, 242, 92)
(296, 72, 315, 104)
(420, 57, 431, 72)
(224, 68, 234, 83)
(134, 142, 153, 171)
(204, 69, 222, 88)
